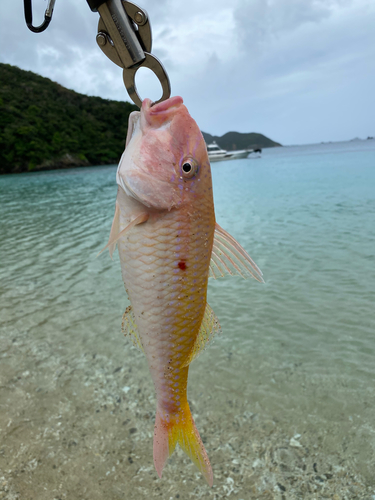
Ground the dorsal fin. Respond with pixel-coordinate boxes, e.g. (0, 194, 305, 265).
(181, 303, 221, 368)
(209, 223, 264, 282)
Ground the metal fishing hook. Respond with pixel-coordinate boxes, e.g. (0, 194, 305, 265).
(24, 0, 57, 33)
(22, 0, 171, 106)
(88, 0, 171, 108)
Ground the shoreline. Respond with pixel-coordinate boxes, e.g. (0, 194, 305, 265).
(1, 330, 373, 499)
(0, 156, 118, 176)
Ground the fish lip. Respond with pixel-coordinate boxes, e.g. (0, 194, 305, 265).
(142, 96, 183, 125)
(150, 96, 183, 113)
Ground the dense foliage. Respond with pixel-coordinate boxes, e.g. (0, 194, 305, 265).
(0, 63, 138, 174)
(0, 63, 281, 174)
(201, 131, 281, 151)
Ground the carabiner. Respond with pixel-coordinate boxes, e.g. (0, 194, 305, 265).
(24, 0, 57, 33)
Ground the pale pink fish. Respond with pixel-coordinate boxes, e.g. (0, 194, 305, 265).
(103, 96, 263, 485)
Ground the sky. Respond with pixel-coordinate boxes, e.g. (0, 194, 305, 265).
(0, 0, 374, 145)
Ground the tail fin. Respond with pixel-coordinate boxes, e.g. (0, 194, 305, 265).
(153, 401, 213, 486)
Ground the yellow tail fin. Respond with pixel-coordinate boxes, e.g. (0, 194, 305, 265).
(153, 401, 213, 486)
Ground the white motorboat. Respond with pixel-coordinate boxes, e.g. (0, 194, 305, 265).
(206, 141, 259, 163)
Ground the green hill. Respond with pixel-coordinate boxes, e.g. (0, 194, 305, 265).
(202, 131, 281, 151)
(0, 63, 138, 174)
(0, 63, 281, 174)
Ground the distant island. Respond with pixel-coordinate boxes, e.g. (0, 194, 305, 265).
(202, 131, 281, 151)
(0, 63, 281, 175)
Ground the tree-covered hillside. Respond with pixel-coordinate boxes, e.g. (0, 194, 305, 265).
(0, 63, 138, 174)
(0, 63, 281, 174)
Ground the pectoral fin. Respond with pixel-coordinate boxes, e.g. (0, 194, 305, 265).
(209, 223, 264, 282)
(106, 201, 121, 259)
(97, 207, 149, 258)
(181, 303, 221, 368)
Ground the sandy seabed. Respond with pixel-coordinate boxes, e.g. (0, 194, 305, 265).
(1, 323, 374, 500)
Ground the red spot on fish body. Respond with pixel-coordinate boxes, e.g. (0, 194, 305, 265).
(178, 260, 187, 270)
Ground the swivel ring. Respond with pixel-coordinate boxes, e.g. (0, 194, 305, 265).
(123, 52, 171, 108)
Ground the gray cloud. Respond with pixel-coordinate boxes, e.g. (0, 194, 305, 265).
(0, 0, 374, 144)
(234, 0, 333, 51)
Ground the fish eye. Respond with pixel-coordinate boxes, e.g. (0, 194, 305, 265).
(181, 159, 199, 179)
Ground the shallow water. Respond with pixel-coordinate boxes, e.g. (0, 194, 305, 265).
(1, 139, 375, 499)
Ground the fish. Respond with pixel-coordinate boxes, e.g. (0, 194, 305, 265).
(102, 95, 263, 486)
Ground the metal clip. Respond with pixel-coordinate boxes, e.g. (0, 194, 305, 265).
(24, 0, 56, 33)
(95, 0, 171, 107)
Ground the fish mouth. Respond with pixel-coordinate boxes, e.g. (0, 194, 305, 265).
(150, 96, 183, 113)
(142, 96, 183, 125)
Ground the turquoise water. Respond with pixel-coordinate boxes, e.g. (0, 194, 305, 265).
(213, 140, 375, 372)
(1, 139, 375, 498)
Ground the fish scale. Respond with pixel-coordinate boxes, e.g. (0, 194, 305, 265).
(116, 178, 214, 471)
(117, 192, 214, 376)
(106, 96, 262, 485)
